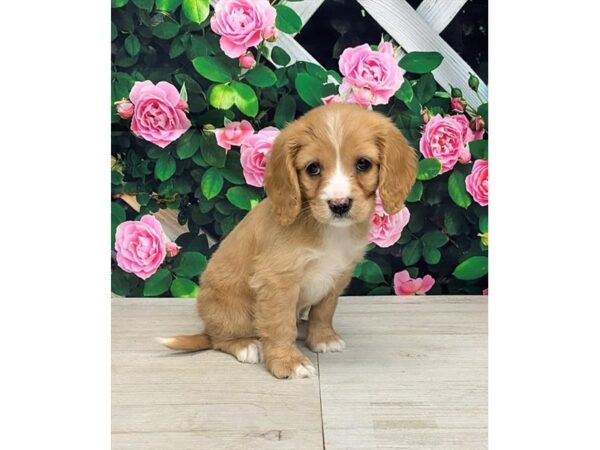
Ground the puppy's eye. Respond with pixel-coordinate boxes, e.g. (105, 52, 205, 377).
(356, 158, 372, 172)
(306, 162, 321, 176)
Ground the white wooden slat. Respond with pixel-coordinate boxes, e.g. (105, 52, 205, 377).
(356, 0, 488, 106)
(417, 0, 468, 33)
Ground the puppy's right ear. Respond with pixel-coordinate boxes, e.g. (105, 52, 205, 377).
(264, 125, 302, 226)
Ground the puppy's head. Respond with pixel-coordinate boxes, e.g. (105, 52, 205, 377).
(264, 103, 417, 227)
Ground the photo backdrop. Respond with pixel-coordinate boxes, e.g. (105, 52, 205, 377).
(111, 0, 488, 297)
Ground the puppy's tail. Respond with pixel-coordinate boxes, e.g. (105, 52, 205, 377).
(156, 333, 212, 352)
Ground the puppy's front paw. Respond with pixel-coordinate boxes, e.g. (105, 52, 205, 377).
(235, 340, 263, 364)
(267, 353, 316, 379)
(307, 332, 346, 353)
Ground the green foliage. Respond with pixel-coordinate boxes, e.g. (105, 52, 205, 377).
(111, 2, 487, 297)
(275, 5, 303, 34)
(399, 51, 444, 74)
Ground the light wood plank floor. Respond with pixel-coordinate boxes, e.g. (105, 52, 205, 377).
(112, 296, 487, 449)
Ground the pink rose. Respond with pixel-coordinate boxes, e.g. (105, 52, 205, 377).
(115, 99, 134, 119)
(465, 159, 489, 206)
(368, 191, 410, 248)
(452, 114, 479, 145)
(210, 0, 276, 58)
(338, 42, 403, 106)
(115, 215, 167, 280)
(483, 288, 488, 295)
(215, 120, 254, 150)
(419, 114, 465, 173)
(321, 94, 343, 105)
(166, 242, 180, 258)
(239, 51, 256, 69)
(129, 81, 191, 148)
(394, 270, 435, 295)
(240, 126, 280, 187)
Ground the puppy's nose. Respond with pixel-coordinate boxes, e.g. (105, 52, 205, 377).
(327, 197, 352, 216)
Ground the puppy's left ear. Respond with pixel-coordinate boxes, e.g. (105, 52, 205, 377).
(377, 121, 418, 214)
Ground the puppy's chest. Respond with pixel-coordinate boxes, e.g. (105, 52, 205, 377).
(298, 230, 366, 309)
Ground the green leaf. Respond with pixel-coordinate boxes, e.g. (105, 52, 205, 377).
(231, 82, 258, 117)
(111, 170, 123, 185)
(136, 193, 151, 206)
(399, 51, 444, 74)
(111, 267, 132, 297)
(124, 34, 141, 57)
(153, 21, 180, 39)
(395, 79, 413, 103)
(402, 240, 422, 266)
(143, 269, 173, 296)
(478, 103, 488, 126)
(448, 170, 472, 209)
(421, 231, 449, 249)
(155, 154, 177, 181)
(423, 247, 441, 265)
(444, 207, 465, 236)
(169, 35, 187, 58)
(479, 215, 488, 233)
(275, 4, 303, 34)
(367, 286, 392, 296)
(245, 65, 277, 88)
(111, 22, 117, 41)
(112, 0, 129, 7)
(274, 94, 296, 128)
(226, 186, 261, 210)
(469, 140, 488, 160)
(406, 180, 423, 202)
(201, 167, 224, 200)
(132, 0, 152, 11)
(176, 129, 202, 159)
(271, 46, 291, 66)
(111, 202, 126, 246)
(192, 56, 233, 83)
(417, 158, 442, 180)
(415, 73, 436, 104)
(295, 73, 324, 107)
(171, 278, 200, 298)
(209, 84, 236, 110)
(155, 0, 182, 12)
(172, 251, 207, 278)
(200, 136, 226, 168)
(182, 0, 210, 24)
(219, 151, 245, 184)
(453, 256, 488, 280)
(355, 260, 385, 284)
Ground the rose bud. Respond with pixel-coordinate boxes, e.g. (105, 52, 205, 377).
(470, 116, 485, 132)
(166, 242, 180, 258)
(468, 73, 480, 92)
(421, 107, 432, 124)
(115, 99, 134, 119)
(450, 97, 465, 112)
(261, 26, 278, 43)
(177, 98, 189, 111)
(202, 123, 216, 135)
(239, 51, 256, 70)
(451, 87, 463, 98)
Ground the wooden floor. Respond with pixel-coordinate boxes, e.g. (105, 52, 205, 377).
(112, 296, 487, 449)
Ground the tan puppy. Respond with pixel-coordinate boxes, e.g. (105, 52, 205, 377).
(160, 103, 417, 379)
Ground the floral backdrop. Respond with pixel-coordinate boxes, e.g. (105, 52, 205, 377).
(111, 0, 489, 297)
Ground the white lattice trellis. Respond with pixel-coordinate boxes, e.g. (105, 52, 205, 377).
(265, 0, 487, 106)
(122, 0, 487, 240)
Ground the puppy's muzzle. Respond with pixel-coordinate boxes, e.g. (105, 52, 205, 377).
(327, 197, 352, 217)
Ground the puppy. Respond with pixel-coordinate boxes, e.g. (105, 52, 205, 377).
(160, 103, 417, 379)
